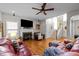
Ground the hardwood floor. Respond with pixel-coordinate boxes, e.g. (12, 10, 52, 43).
(23, 38, 64, 56)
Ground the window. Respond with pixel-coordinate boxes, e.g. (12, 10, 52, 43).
(53, 17, 57, 30)
(6, 21, 18, 38)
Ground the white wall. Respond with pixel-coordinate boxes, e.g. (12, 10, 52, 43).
(0, 12, 2, 21)
(0, 12, 46, 38)
(0, 12, 2, 37)
(20, 20, 42, 37)
(46, 18, 55, 38)
(40, 20, 46, 34)
(1, 12, 20, 37)
(45, 14, 67, 39)
(70, 16, 79, 38)
(74, 20, 79, 35)
(67, 9, 79, 39)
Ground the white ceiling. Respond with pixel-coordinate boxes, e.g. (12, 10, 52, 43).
(0, 3, 79, 20)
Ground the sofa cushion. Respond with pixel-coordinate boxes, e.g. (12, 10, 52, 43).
(0, 38, 7, 45)
(75, 40, 79, 44)
(71, 44, 79, 53)
(62, 52, 79, 56)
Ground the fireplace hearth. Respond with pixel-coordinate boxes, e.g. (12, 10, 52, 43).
(23, 32, 32, 40)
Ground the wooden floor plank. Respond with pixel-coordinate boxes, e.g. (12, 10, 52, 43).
(23, 38, 64, 56)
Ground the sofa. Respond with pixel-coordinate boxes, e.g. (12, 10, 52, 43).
(0, 37, 32, 56)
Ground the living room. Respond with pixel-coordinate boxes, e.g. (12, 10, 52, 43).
(0, 3, 79, 56)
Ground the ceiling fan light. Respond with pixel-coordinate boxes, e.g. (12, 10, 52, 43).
(12, 11, 15, 16)
(13, 13, 15, 16)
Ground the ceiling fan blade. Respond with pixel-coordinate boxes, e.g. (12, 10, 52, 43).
(32, 7, 41, 10)
(43, 11, 47, 15)
(44, 8, 54, 11)
(36, 11, 42, 15)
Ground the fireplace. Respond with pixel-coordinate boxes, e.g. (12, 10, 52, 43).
(23, 32, 32, 40)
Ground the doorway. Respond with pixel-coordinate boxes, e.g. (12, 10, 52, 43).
(70, 15, 79, 39)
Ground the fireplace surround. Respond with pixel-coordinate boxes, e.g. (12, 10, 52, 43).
(23, 32, 32, 40)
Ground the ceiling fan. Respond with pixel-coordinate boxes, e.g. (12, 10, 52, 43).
(32, 3, 54, 15)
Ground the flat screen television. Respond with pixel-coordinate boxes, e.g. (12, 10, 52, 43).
(21, 19, 33, 28)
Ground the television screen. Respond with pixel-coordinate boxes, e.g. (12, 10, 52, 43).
(21, 19, 33, 28)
